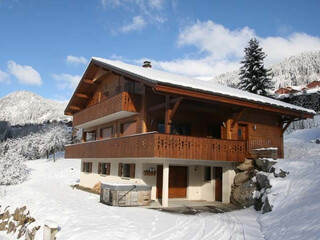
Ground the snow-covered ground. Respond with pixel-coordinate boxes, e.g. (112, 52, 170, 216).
(0, 161, 263, 239)
(1, 127, 320, 240)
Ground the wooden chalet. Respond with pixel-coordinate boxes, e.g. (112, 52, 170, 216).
(65, 57, 314, 207)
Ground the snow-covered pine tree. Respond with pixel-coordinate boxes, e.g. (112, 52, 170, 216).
(0, 148, 28, 185)
(237, 38, 274, 95)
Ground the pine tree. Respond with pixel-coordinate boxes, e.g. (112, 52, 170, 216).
(237, 38, 273, 95)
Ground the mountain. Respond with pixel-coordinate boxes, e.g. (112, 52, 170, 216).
(0, 91, 71, 126)
(212, 51, 320, 89)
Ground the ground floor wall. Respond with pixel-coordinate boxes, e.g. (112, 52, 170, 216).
(79, 158, 236, 204)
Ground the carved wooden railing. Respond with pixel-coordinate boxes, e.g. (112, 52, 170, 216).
(73, 92, 140, 127)
(65, 133, 246, 162)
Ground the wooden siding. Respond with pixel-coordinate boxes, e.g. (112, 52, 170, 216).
(65, 133, 246, 162)
(73, 92, 140, 127)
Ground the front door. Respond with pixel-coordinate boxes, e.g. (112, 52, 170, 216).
(157, 165, 188, 198)
(214, 167, 223, 202)
(237, 124, 248, 141)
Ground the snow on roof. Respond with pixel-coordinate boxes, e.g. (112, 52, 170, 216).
(92, 57, 315, 115)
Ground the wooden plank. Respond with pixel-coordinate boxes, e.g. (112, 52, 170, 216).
(69, 105, 82, 111)
(155, 84, 313, 119)
(93, 68, 112, 83)
(282, 120, 293, 134)
(164, 96, 171, 134)
(83, 79, 95, 85)
(75, 93, 90, 99)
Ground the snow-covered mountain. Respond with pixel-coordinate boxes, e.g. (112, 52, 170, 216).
(212, 51, 320, 89)
(0, 91, 71, 126)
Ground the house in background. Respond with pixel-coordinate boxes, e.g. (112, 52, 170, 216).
(65, 58, 314, 207)
(275, 81, 320, 112)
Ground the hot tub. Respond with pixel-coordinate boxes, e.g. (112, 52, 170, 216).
(100, 182, 152, 207)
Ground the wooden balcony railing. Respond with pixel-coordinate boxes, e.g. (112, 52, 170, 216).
(65, 133, 246, 162)
(73, 92, 140, 127)
(246, 139, 273, 157)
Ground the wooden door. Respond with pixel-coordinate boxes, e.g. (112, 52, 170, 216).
(214, 167, 223, 202)
(237, 124, 248, 141)
(157, 165, 188, 199)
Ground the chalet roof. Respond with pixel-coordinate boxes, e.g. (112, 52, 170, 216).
(90, 57, 315, 115)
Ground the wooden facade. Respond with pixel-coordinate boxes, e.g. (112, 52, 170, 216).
(65, 58, 314, 162)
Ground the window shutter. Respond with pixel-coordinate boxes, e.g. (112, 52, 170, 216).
(130, 163, 136, 178)
(82, 162, 86, 172)
(118, 163, 123, 177)
(106, 163, 111, 175)
(98, 163, 101, 174)
(89, 162, 93, 173)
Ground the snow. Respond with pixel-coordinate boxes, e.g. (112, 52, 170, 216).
(213, 51, 320, 93)
(0, 91, 71, 126)
(0, 156, 263, 240)
(1, 127, 320, 239)
(92, 57, 314, 115)
(258, 127, 320, 240)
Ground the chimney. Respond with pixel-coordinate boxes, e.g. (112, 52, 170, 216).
(142, 61, 152, 68)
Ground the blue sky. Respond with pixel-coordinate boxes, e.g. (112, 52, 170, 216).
(1, 0, 320, 101)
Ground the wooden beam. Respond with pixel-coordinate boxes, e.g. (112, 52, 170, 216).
(155, 84, 314, 119)
(75, 93, 90, 99)
(231, 109, 246, 131)
(164, 96, 171, 134)
(170, 97, 183, 122)
(84, 79, 94, 85)
(147, 97, 181, 112)
(69, 106, 82, 111)
(282, 119, 293, 134)
(93, 68, 112, 83)
(65, 111, 73, 116)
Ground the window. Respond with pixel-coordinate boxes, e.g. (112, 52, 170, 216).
(86, 131, 96, 142)
(83, 162, 92, 173)
(101, 127, 113, 140)
(121, 121, 137, 136)
(118, 163, 135, 178)
(204, 166, 212, 181)
(98, 162, 111, 175)
(207, 125, 221, 139)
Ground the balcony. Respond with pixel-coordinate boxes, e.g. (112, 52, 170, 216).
(73, 92, 140, 128)
(65, 132, 246, 162)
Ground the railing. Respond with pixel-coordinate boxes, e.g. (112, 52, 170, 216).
(73, 92, 140, 127)
(65, 133, 246, 162)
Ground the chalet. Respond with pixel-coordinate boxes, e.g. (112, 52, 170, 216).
(65, 57, 314, 207)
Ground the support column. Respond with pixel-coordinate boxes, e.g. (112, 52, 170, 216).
(162, 162, 169, 207)
(222, 164, 236, 204)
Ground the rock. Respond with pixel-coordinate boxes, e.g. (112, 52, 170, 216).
(262, 197, 272, 214)
(7, 221, 15, 234)
(234, 171, 251, 186)
(255, 158, 277, 172)
(13, 208, 21, 221)
(256, 173, 272, 189)
(19, 206, 26, 213)
(0, 210, 10, 221)
(0, 221, 7, 231)
(237, 159, 255, 171)
(93, 182, 101, 193)
(316, 138, 320, 144)
(254, 197, 263, 211)
(274, 169, 289, 178)
(18, 226, 27, 239)
(231, 180, 256, 207)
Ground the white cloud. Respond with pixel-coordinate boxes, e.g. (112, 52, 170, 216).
(0, 70, 10, 83)
(149, 0, 165, 9)
(66, 55, 88, 65)
(152, 20, 320, 79)
(52, 73, 81, 90)
(120, 15, 146, 33)
(7, 61, 42, 85)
